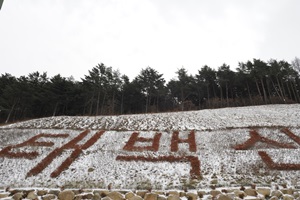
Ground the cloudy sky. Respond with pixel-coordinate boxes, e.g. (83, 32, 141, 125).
(0, 0, 299, 81)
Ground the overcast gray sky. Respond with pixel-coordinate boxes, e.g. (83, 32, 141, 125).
(0, 0, 299, 81)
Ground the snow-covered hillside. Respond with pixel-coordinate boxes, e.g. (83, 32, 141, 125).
(0, 104, 300, 189)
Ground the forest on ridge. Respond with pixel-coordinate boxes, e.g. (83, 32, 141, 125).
(1, 58, 300, 124)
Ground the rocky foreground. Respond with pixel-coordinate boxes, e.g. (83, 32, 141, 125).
(0, 186, 300, 200)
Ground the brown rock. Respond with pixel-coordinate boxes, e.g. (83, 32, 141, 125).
(94, 190, 110, 198)
(153, 191, 165, 196)
(128, 195, 143, 200)
(136, 191, 147, 198)
(74, 194, 83, 200)
(269, 196, 279, 200)
(93, 193, 101, 200)
(58, 190, 75, 200)
(210, 190, 222, 198)
(271, 190, 283, 198)
(157, 195, 167, 200)
(83, 193, 94, 199)
(13, 192, 23, 200)
(42, 194, 57, 200)
(283, 194, 295, 200)
(0, 192, 9, 198)
(37, 190, 48, 196)
(282, 189, 294, 195)
(197, 191, 206, 198)
(49, 189, 60, 196)
(216, 194, 231, 200)
(9, 190, 23, 196)
(107, 191, 125, 200)
(167, 191, 179, 197)
(125, 192, 135, 199)
(144, 193, 158, 200)
(102, 197, 113, 200)
(167, 194, 180, 200)
(244, 188, 257, 197)
(186, 192, 198, 200)
(179, 192, 186, 197)
(234, 190, 246, 199)
(257, 187, 271, 197)
(27, 191, 38, 199)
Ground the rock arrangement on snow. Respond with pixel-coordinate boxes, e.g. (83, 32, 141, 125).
(1, 104, 300, 192)
(1, 185, 300, 200)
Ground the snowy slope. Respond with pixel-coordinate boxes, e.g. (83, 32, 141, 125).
(0, 104, 300, 189)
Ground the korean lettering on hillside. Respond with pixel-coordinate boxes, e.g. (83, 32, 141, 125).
(1, 128, 300, 178)
(116, 130, 201, 179)
(0, 130, 105, 178)
(233, 128, 300, 170)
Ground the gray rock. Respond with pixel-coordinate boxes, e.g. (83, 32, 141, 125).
(58, 190, 75, 200)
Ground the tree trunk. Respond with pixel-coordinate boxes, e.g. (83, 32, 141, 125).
(219, 84, 223, 107)
(226, 82, 229, 107)
(275, 76, 285, 103)
(260, 78, 268, 104)
(246, 81, 253, 105)
(181, 88, 184, 111)
(255, 79, 264, 103)
(53, 102, 59, 117)
(101, 92, 106, 115)
(5, 100, 17, 124)
(96, 90, 100, 116)
(291, 81, 300, 102)
(266, 78, 273, 104)
(112, 92, 115, 115)
(120, 91, 124, 114)
(206, 84, 210, 108)
(286, 81, 293, 100)
(89, 93, 95, 116)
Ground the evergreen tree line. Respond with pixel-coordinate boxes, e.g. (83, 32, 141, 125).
(1, 58, 300, 124)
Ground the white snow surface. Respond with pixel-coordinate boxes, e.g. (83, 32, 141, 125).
(0, 104, 300, 189)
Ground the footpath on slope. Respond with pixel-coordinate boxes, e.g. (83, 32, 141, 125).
(1, 104, 300, 199)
